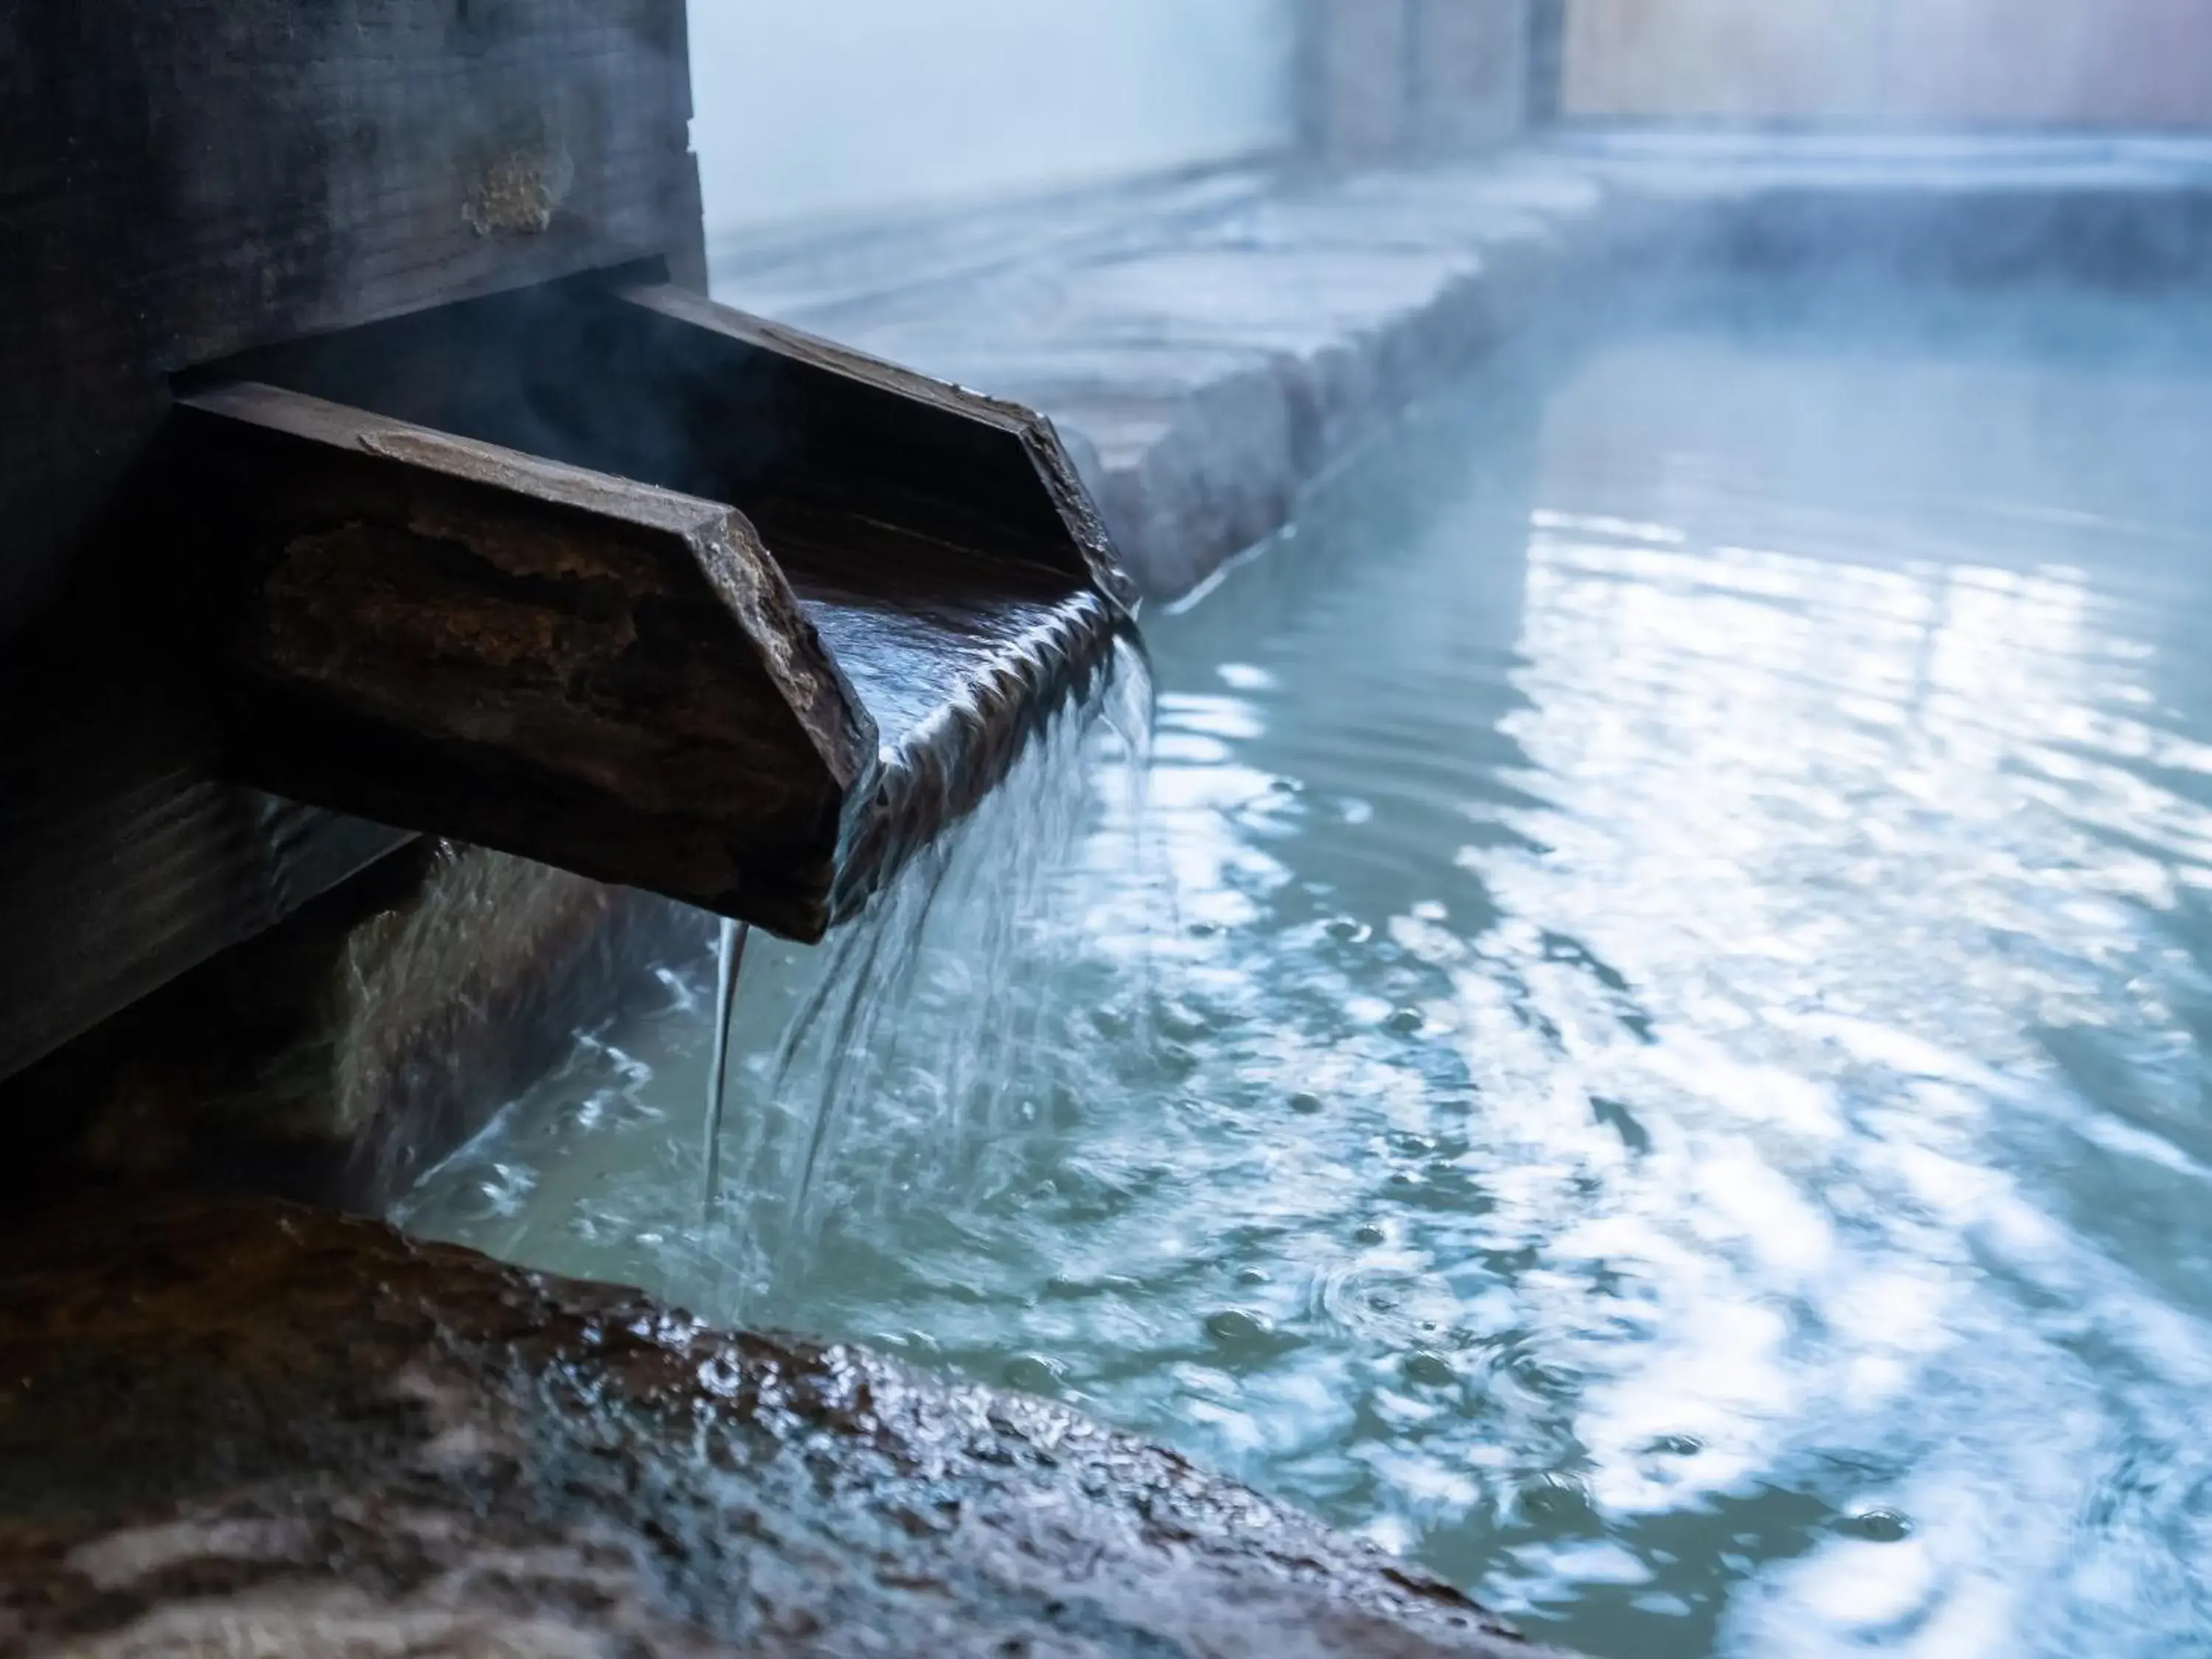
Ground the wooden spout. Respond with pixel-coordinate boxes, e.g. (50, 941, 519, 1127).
(174, 280, 1132, 940)
(175, 383, 874, 940)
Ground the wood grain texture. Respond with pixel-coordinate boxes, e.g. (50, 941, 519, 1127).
(0, 843, 704, 1218)
(0, 0, 703, 1083)
(220, 278, 1135, 931)
(175, 380, 870, 941)
(226, 278, 1132, 608)
(1, 0, 701, 637)
(0, 728, 409, 1089)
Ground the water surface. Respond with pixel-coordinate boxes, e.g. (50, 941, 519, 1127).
(399, 283, 2212, 1657)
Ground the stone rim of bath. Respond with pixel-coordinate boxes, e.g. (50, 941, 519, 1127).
(0, 1194, 1565, 1659)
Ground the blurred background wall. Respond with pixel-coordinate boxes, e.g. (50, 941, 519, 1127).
(688, 0, 1301, 234)
(1563, 0, 2212, 125)
(1301, 0, 1533, 162)
(687, 0, 1547, 234)
(686, 0, 2212, 241)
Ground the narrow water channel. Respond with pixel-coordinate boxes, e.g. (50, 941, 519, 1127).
(397, 280, 2212, 1657)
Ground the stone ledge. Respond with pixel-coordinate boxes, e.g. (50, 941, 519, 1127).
(710, 133, 2212, 601)
(714, 159, 1624, 600)
(0, 1194, 1568, 1659)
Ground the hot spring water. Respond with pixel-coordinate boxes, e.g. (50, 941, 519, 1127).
(396, 282, 2212, 1657)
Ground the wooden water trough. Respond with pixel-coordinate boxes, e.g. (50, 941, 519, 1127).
(177, 277, 1132, 942)
(0, 1, 1131, 1091)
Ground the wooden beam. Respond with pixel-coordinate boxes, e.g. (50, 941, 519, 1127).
(220, 277, 1130, 610)
(174, 381, 873, 942)
(205, 279, 1135, 932)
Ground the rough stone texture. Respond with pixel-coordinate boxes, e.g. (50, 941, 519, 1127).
(717, 157, 1626, 600)
(1550, 127, 2212, 290)
(1301, 0, 1529, 165)
(0, 844, 700, 1217)
(0, 1196, 1564, 1659)
(1302, 0, 1418, 165)
(713, 132, 2212, 602)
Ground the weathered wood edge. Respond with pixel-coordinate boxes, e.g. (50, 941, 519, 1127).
(174, 381, 874, 940)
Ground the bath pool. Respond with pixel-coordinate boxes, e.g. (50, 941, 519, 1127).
(398, 280, 2212, 1657)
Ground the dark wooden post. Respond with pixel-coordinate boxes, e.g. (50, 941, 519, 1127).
(0, 1, 703, 1085)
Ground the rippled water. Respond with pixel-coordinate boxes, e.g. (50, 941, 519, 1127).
(397, 282, 2212, 1657)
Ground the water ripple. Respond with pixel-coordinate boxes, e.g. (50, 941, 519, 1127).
(397, 288, 2212, 1658)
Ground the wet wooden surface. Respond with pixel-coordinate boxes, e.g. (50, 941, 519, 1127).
(176, 380, 869, 941)
(215, 280, 1133, 936)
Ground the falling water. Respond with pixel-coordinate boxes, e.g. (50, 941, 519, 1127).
(392, 642, 1157, 1323)
(700, 917, 750, 1224)
(707, 655, 1156, 1313)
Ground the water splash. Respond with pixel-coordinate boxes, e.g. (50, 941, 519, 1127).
(622, 644, 1155, 1318)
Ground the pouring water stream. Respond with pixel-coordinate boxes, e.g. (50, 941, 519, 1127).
(701, 917, 751, 1225)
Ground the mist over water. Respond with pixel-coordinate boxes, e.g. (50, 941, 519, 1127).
(397, 279, 2212, 1657)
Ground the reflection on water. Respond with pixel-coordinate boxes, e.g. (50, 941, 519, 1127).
(397, 285, 2212, 1657)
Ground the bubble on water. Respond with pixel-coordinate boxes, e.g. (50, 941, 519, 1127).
(1158, 1002, 1211, 1040)
(1402, 1350, 1458, 1388)
(1838, 1508, 1916, 1543)
(1003, 1354, 1068, 1397)
(1205, 1308, 1276, 1352)
(1519, 1473, 1599, 1530)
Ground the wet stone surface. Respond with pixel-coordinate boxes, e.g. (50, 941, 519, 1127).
(0, 1196, 1559, 1658)
(0, 844, 696, 1217)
